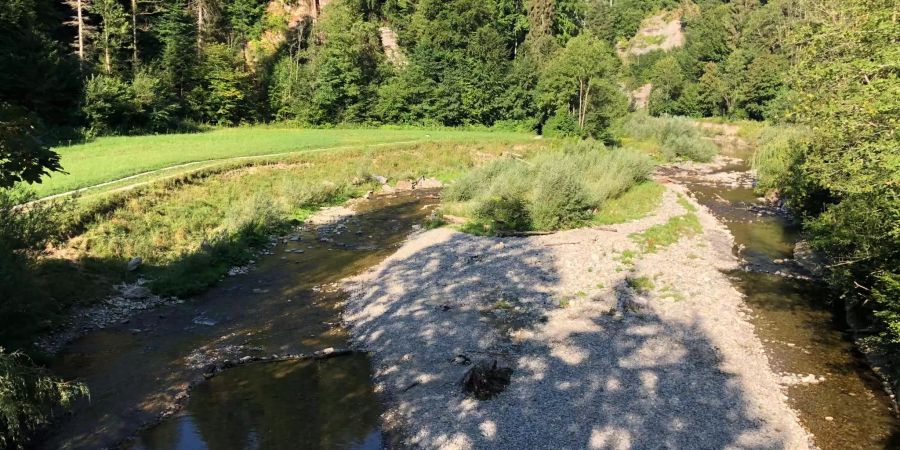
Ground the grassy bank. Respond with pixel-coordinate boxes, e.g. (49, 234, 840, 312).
(37, 127, 535, 198)
(2, 139, 551, 348)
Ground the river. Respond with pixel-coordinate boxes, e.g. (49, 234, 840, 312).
(42, 146, 899, 449)
(661, 141, 899, 449)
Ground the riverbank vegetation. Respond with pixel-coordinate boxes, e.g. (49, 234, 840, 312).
(1, 0, 898, 445)
(443, 141, 654, 233)
(749, 0, 899, 385)
(0, 349, 88, 450)
(1, 140, 551, 348)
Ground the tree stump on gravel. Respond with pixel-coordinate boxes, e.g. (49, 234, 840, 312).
(462, 360, 513, 400)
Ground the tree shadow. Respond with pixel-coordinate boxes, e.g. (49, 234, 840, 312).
(346, 231, 789, 449)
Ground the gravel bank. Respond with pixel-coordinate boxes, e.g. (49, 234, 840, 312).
(343, 184, 812, 449)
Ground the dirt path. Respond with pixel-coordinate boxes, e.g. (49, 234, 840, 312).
(342, 183, 813, 449)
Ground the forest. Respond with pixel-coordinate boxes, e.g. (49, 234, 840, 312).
(1, 0, 898, 447)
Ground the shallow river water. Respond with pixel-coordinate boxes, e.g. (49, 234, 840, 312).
(43, 152, 899, 449)
(666, 146, 900, 449)
(43, 190, 438, 450)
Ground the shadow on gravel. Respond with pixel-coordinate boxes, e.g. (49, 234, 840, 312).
(348, 230, 780, 449)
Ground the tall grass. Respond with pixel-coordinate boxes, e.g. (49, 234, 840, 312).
(59, 141, 551, 297)
(617, 113, 718, 162)
(750, 125, 810, 193)
(445, 141, 654, 232)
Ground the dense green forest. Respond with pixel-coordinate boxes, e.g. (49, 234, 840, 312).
(2, 0, 809, 137)
(0, 0, 898, 446)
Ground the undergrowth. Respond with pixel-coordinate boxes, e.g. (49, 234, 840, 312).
(617, 113, 718, 162)
(444, 141, 654, 233)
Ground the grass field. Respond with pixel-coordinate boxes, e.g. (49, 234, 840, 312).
(36, 127, 535, 198)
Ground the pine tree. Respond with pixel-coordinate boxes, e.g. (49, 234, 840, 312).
(63, 0, 94, 66)
(94, 0, 130, 73)
(129, 0, 162, 70)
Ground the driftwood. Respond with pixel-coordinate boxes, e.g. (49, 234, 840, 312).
(495, 230, 555, 237)
(204, 347, 355, 379)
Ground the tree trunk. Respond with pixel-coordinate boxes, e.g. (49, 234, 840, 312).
(131, 0, 138, 70)
(577, 79, 591, 129)
(76, 0, 85, 62)
(196, 0, 204, 52)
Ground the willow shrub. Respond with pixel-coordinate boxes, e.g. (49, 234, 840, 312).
(0, 349, 87, 449)
(618, 113, 718, 162)
(446, 141, 654, 232)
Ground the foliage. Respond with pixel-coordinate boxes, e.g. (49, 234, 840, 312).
(0, 105, 63, 188)
(618, 113, 717, 162)
(93, 0, 129, 74)
(195, 44, 253, 125)
(445, 141, 654, 232)
(542, 109, 579, 138)
(307, 2, 383, 124)
(751, 0, 900, 376)
(0, 348, 88, 449)
(538, 32, 622, 136)
(750, 125, 811, 194)
(0, 0, 81, 127)
(83, 74, 137, 134)
(0, 188, 86, 349)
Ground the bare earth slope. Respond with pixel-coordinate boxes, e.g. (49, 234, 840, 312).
(343, 182, 812, 449)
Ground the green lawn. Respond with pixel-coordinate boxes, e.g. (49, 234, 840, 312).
(36, 127, 534, 198)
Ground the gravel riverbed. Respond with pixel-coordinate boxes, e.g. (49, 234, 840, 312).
(343, 184, 813, 449)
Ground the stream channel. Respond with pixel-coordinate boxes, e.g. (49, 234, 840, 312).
(661, 142, 899, 449)
(42, 148, 900, 449)
(42, 190, 439, 450)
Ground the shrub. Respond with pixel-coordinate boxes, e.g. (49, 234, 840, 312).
(0, 349, 88, 449)
(1, 190, 69, 338)
(542, 109, 580, 138)
(82, 74, 134, 135)
(473, 194, 532, 232)
(660, 133, 716, 162)
(750, 125, 811, 193)
(491, 119, 537, 133)
(445, 141, 654, 232)
(444, 159, 527, 202)
(618, 113, 718, 162)
(528, 158, 592, 229)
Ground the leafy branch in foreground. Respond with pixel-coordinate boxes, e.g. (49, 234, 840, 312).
(0, 349, 88, 449)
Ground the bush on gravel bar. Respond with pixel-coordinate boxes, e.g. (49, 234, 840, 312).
(445, 141, 654, 233)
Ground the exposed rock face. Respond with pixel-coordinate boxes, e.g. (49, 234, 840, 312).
(246, 0, 332, 67)
(619, 10, 685, 57)
(379, 26, 407, 66)
(631, 83, 652, 110)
